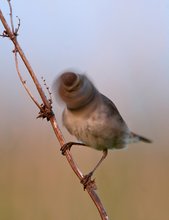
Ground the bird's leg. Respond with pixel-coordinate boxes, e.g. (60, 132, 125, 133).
(60, 142, 86, 155)
(81, 149, 108, 189)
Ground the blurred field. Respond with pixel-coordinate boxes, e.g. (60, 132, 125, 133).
(0, 83, 169, 220)
(0, 0, 169, 219)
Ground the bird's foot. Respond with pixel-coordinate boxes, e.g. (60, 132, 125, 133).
(60, 142, 74, 155)
(81, 172, 97, 190)
(60, 142, 86, 155)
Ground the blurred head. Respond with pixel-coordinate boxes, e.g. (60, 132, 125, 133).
(54, 71, 97, 110)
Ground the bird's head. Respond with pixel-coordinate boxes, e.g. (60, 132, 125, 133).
(54, 71, 97, 110)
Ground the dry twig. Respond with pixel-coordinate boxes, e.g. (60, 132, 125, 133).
(0, 1, 109, 220)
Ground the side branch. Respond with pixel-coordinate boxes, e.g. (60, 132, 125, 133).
(14, 52, 41, 109)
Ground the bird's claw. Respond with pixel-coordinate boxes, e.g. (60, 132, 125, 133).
(60, 142, 74, 155)
(60, 142, 86, 155)
(81, 172, 97, 190)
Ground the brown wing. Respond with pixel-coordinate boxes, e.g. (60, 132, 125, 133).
(100, 94, 126, 125)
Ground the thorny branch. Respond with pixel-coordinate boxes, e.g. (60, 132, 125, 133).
(0, 1, 109, 220)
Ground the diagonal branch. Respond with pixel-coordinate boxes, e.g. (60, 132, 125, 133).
(0, 3, 109, 220)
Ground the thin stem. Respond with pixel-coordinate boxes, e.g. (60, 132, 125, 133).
(14, 51, 41, 109)
(7, 0, 14, 33)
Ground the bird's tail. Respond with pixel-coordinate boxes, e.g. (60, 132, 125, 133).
(130, 132, 152, 143)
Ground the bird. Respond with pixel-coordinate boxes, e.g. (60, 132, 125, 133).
(53, 71, 152, 186)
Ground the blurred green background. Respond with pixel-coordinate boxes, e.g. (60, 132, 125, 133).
(0, 0, 169, 219)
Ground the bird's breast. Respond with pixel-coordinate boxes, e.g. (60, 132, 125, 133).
(62, 105, 128, 150)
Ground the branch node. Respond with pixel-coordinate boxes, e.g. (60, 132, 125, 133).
(11, 33, 16, 40)
(37, 103, 54, 121)
(12, 47, 18, 53)
(0, 30, 9, 37)
(81, 174, 97, 191)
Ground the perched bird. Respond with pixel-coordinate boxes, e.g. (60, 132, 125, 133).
(54, 71, 152, 184)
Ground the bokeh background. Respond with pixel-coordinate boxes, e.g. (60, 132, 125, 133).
(0, 0, 169, 219)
